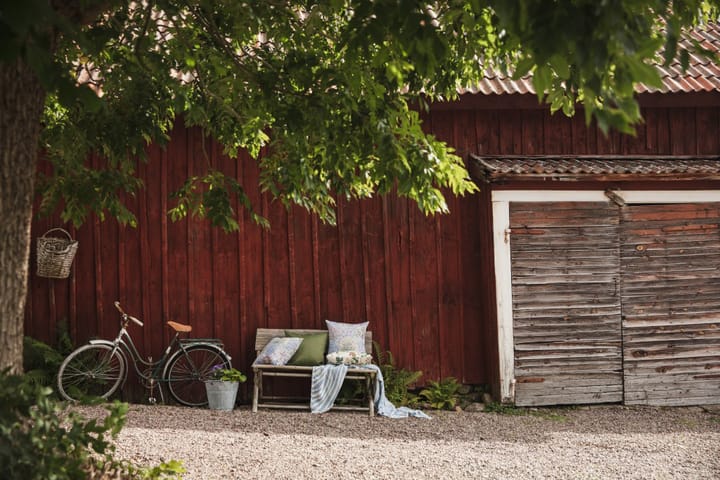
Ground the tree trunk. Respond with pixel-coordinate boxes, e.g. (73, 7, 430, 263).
(0, 58, 45, 373)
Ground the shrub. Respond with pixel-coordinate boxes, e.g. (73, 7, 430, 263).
(372, 341, 422, 407)
(0, 371, 184, 480)
(419, 377, 461, 410)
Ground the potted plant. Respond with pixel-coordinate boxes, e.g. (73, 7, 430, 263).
(205, 366, 247, 411)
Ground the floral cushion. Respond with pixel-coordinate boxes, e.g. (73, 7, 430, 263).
(254, 337, 303, 366)
(326, 351, 373, 366)
(325, 320, 369, 353)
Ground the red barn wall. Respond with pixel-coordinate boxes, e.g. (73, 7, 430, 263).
(25, 96, 720, 401)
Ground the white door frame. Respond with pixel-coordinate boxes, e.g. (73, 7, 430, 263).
(491, 189, 720, 403)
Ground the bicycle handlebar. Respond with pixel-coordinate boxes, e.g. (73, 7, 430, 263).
(114, 301, 144, 327)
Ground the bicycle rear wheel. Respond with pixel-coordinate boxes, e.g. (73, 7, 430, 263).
(164, 345, 230, 407)
(57, 344, 126, 401)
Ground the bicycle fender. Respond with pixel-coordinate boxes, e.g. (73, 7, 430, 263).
(88, 339, 128, 361)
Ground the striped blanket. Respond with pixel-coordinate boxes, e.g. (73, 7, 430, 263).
(311, 364, 431, 419)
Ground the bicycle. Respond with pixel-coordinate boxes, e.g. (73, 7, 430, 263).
(57, 301, 232, 407)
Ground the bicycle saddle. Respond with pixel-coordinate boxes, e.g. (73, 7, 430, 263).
(167, 321, 192, 333)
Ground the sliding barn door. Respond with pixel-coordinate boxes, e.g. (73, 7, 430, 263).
(621, 203, 720, 406)
(510, 202, 624, 406)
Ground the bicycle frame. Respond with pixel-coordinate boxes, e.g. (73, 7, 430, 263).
(89, 313, 229, 404)
(90, 326, 175, 383)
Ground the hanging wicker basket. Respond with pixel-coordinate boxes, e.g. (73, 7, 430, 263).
(36, 228, 78, 279)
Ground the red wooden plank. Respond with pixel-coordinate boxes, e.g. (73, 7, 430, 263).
(543, 110, 572, 154)
(165, 123, 190, 332)
(474, 109, 500, 154)
(696, 108, 720, 154)
(385, 195, 414, 370)
(570, 112, 588, 154)
(671, 108, 697, 155)
(318, 211, 343, 323)
(265, 195, 291, 329)
(466, 188, 496, 385)
(311, 215, 322, 328)
(381, 195, 395, 352)
(235, 153, 249, 387)
(118, 173, 144, 350)
(289, 205, 317, 328)
(457, 193, 484, 384)
(211, 142, 242, 375)
(655, 108, 671, 154)
(135, 155, 153, 357)
(338, 197, 367, 323)
(68, 223, 78, 345)
(160, 132, 170, 346)
(409, 204, 440, 382)
(621, 113, 650, 155)
(143, 142, 165, 358)
(240, 153, 265, 363)
(188, 127, 215, 338)
(439, 202, 466, 381)
(522, 110, 545, 155)
(355, 204, 390, 351)
(452, 110, 478, 158)
(498, 110, 523, 154)
(287, 206, 298, 327)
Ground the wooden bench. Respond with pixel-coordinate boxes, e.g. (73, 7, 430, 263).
(251, 328, 377, 416)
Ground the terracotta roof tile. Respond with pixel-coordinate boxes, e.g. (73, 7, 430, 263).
(461, 22, 720, 96)
(471, 156, 720, 181)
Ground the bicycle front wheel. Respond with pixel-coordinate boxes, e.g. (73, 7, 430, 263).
(165, 345, 230, 407)
(57, 344, 126, 402)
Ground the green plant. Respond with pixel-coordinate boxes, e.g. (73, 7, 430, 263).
(419, 377, 461, 410)
(484, 402, 527, 416)
(373, 341, 422, 407)
(23, 336, 65, 388)
(0, 370, 184, 479)
(208, 366, 246, 383)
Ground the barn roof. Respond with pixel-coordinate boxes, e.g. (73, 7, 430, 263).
(470, 156, 720, 182)
(460, 22, 720, 95)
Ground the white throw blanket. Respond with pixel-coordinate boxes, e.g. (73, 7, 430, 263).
(311, 364, 431, 419)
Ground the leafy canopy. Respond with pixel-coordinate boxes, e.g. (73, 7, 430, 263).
(1, 0, 718, 228)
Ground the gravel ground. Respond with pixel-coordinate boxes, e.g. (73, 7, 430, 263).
(77, 404, 720, 479)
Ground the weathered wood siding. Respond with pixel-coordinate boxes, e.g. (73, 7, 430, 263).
(510, 202, 624, 406)
(507, 200, 720, 406)
(621, 203, 720, 405)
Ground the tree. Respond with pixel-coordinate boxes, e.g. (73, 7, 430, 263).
(1, 1, 718, 372)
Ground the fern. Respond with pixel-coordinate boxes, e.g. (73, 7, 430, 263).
(372, 341, 422, 407)
(23, 336, 65, 387)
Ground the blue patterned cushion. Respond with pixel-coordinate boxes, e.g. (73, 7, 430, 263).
(254, 337, 303, 365)
(325, 320, 369, 353)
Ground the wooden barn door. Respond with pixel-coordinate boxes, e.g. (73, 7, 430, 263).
(620, 203, 720, 406)
(510, 202, 624, 406)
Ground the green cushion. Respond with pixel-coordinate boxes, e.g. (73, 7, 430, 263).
(285, 331, 328, 366)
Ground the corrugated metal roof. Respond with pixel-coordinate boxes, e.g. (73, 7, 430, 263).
(461, 22, 720, 95)
(471, 156, 720, 181)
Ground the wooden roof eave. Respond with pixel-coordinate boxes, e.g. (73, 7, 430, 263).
(477, 173, 720, 183)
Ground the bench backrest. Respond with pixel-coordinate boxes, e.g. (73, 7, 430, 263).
(255, 328, 373, 356)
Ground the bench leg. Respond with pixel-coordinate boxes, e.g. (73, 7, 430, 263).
(252, 369, 260, 413)
(367, 374, 375, 417)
